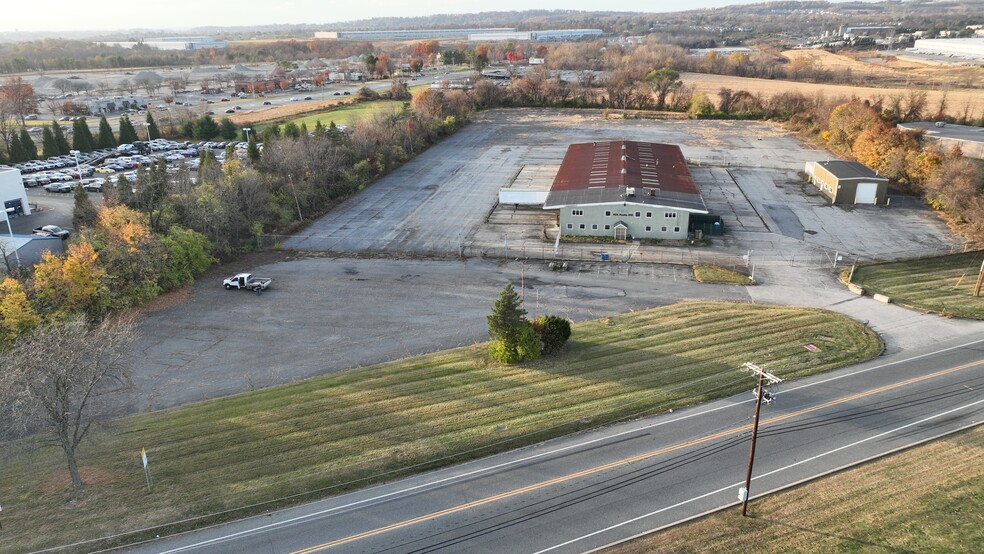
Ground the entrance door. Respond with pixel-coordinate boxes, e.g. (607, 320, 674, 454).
(614, 224, 627, 240)
(854, 182, 877, 204)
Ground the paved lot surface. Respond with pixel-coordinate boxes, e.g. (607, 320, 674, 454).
(132, 256, 749, 411)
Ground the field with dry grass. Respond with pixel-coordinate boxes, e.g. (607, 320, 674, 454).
(607, 424, 984, 553)
(681, 71, 981, 119)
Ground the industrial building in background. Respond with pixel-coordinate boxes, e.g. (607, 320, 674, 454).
(543, 141, 709, 241)
(97, 37, 227, 50)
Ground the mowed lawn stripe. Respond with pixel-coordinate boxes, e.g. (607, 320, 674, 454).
(849, 252, 984, 319)
(0, 301, 881, 553)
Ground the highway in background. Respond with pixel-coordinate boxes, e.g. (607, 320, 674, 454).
(126, 337, 984, 554)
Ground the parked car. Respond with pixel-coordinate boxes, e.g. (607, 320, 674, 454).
(81, 178, 105, 192)
(223, 273, 272, 291)
(43, 182, 73, 193)
(33, 225, 71, 239)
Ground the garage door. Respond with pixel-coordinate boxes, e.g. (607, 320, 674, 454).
(854, 182, 877, 204)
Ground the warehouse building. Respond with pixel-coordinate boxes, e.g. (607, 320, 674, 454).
(468, 29, 603, 42)
(543, 141, 708, 240)
(908, 38, 984, 61)
(315, 28, 515, 40)
(98, 37, 227, 50)
(805, 160, 889, 205)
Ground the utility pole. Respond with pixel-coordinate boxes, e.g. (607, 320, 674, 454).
(739, 362, 782, 517)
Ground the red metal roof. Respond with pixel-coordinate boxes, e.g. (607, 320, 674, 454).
(550, 141, 700, 195)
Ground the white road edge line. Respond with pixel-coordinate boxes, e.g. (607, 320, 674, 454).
(533, 397, 984, 554)
(140, 338, 984, 553)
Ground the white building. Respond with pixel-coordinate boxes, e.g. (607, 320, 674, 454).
(98, 37, 227, 50)
(1, 168, 31, 219)
(909, 38, 984, 60)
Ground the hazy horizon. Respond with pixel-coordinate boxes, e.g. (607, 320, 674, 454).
(2, 0, 866, 34)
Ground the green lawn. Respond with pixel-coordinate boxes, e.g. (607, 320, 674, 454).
(608, 424, 984, 553)
(265, 99, 405, 133)
(0, 301, 881, 553)
(847, 251, 984, 319)
(693, 265, 755, 285)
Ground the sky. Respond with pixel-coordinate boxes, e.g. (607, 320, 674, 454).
(3, 0, 780, 34)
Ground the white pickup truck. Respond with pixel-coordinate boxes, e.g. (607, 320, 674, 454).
(223, 273, 272, 291)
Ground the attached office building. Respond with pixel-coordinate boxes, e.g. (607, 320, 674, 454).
(543, 141, 708, 240)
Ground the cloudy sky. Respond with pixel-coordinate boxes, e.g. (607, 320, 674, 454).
(5, 0, 788, 33)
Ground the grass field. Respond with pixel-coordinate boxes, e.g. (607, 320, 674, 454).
(271, 99, 405, 131)
(0, 302, 881, 552)
(693, 265, 755, 285)
(846, 251, 984, 319)
(607, 423, 984, 553)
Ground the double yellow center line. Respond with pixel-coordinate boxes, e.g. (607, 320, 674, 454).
(294, 359, 983, 553)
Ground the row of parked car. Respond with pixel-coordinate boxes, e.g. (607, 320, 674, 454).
(7, 138, 259, 192)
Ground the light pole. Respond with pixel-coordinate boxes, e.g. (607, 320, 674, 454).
(143, 122, 151, 141)
(243, 127, 252, 143)
(69, 149, 82, 181)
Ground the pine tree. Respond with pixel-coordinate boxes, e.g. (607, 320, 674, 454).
(247, 134, 260, 163)
(299, 122, 309, 138)
(96, 115, 117, 148)
(72, 184, 99, 229)
(487, 283, 541, 364)
(19, 129, 38, 160)
(118, 116, 139, 144)
(52, 120, 71, 155)
(72, 119, 95, 152)
(8, 132, 25, 163)
(314, 120, 325, 137)
(42, 126, 59, 159)
(146, 112, 161, 140)
(218, 117, 238, 140)
(487, 283, 527, 340)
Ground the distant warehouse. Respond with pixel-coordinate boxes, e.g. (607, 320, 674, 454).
(468, 29, 604, 42)
(315, 28, 516, 40)
(97, 37, 227, 50)
(543, 141, 710, 241)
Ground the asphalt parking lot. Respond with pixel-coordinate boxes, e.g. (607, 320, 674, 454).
(132, 256, 749, 411)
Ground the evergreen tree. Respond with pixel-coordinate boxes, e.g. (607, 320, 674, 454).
(487, 283, 541, 364)
(247, 134, 260, 163)
(51, 120, 71, 155)
(180, 120, 195, 138)
(299, 122, 309, 138)
(19, 129, 38, 161)
(96, 116, 117, 148)
(192, 115, 219, 139)
(72, 184, 99, 229)
(146, 112, 161, 140)
(8, 132, 25, 163)
(313, 120, 325, 137)
(72, 119, 95, 152)
(326, 121, 344, 144)
(283, 122, 301, 139)
(218, 117, 238, 140)
(118, 116, 139, 144)
(41, 127, 59, 159)
(0, 146, 6, 165)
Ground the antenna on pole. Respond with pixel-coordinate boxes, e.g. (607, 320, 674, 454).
(738, 362, 782, 517)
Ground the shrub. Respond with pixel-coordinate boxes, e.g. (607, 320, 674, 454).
(488, 323, 542, 364)
(532, 315, 572, 354)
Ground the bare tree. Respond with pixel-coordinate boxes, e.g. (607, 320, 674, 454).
(0, 315, 135, 489)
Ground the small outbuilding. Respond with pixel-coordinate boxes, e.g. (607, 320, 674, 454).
(807, 160, 889, 205)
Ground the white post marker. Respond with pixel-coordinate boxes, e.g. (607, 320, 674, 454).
(142, 447, 153, 490)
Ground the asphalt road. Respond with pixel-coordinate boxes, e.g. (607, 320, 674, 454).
(126, 337, 984, 554)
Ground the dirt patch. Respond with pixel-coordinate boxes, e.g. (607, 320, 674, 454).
(229, 97, 355, 126)
(41, 466, 120, 497)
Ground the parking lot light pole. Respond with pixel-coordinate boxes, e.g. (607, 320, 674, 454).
(143, 122, 150, 141)
(69, 149, 82, 181)
(243, 127, 252, 143)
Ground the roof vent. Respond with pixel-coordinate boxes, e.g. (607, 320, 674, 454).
(621, 155, 627, 161)
(621, 143, 627, 150)
(626, 187, 636, 196)
(621, 168, 627, 174)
